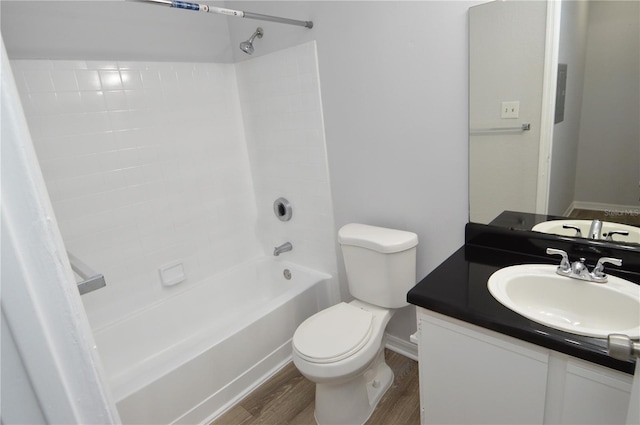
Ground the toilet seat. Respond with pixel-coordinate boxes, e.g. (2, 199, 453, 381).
(293, 302, 373, 364)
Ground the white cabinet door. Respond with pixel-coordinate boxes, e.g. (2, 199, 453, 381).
(418, 309, 549, 425)
(560, 359, 633, 425)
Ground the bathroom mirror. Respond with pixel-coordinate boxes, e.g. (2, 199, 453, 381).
(469, 0, 640, 246)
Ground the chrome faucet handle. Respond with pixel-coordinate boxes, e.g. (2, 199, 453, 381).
(591, 257, 622, 280)
(605, 230, 630, 241)
(562, 224, 582, 237)
(546, 248, 570, 272)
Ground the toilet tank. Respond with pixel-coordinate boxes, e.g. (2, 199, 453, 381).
(338, 223, 418, 308)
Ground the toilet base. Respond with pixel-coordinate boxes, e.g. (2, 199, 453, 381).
(313, 349, 394, 425)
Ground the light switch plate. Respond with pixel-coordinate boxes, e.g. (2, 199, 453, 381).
(501, 101, 520, 119)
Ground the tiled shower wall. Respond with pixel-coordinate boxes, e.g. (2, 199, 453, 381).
(236, 42, 337, 276)
(12, 41, 337, 329)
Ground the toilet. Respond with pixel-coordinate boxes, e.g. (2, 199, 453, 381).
(292, 223, 418, 425)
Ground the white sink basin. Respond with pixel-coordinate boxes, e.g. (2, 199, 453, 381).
(532, 220, 640, 243)
(488, 264, 640, 338)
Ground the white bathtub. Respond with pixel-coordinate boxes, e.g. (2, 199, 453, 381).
(92, 257, 333, 424)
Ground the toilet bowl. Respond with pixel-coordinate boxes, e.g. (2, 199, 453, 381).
(291, 223, 418, 425)
(293, 301, 394, 425)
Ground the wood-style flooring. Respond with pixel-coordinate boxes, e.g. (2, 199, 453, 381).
(569, 208, 640, 226)
(211, 349, 420, 425)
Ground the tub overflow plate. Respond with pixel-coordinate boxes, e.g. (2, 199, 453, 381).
(273, 198, 292, 221)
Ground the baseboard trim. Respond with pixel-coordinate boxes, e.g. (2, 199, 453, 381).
(568, 201, 640, 215)
(385, 333, 418, 362)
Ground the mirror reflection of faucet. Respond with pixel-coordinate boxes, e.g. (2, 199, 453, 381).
(587, 219, 631, 241)
(535, 219, 636, 242)
(273, 242, 292, 256)
(562, 224, 582, 237)
(588, 219, 603, 239)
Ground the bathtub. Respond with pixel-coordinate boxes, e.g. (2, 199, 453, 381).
(92, 257, 333, 424)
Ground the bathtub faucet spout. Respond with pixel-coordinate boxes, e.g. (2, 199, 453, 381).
(273, 242, 293, 256)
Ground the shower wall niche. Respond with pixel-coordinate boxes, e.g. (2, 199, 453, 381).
(12, 41, 338, 329)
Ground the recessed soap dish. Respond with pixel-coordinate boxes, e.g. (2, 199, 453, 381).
(159, 262, 185, 286)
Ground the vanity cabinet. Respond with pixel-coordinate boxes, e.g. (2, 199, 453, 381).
(417, 308, 633, 425)
(417, 308, 548, 424)
(555, 358, 633, 424)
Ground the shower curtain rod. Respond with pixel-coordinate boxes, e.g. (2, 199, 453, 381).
(141, 0, 313, 28)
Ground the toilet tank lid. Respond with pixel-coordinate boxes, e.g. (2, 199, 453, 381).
(338, 223, 418, 253)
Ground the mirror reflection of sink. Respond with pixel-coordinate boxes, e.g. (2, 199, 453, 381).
(488, 264, 640, 338)
(532, 219, 640, 243)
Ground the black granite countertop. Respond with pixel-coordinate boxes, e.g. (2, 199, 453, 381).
(407, 223, 639, 375)
(489, 210, 568, 231)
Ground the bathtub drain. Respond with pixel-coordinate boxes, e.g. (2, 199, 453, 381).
(283, 269, 292, 280)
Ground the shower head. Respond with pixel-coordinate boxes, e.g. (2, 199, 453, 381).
(240, 27, 263, 55)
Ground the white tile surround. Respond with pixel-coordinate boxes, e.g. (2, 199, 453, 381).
(12, 41, 337, 329)
(236, 43, 336, 274)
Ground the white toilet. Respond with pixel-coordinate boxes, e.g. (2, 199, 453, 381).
(292, 223, 418, 425)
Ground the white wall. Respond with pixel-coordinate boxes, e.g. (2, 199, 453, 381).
(3, 0, 478, 345)
(228, 0, 479, 340)
(574, 0, 639, 208)
(468, 0, 548, 224)
(548, 0, 590, 216)
(550, 0, 639, 214)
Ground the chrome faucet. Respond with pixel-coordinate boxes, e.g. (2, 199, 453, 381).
(546, 248, 622, 283)
(588, 219, 603, 239)
(273, 242, 292, 256)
